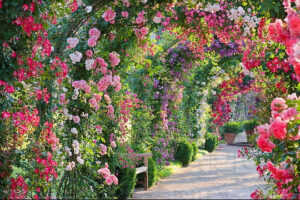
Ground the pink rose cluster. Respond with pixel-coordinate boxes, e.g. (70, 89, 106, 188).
(257, 97, 300, 153)
(133, 27, 149, 40)
(72, 80, 91, 93)
(99, 143, 107, 155)
(97, 73, 122, 92)
(136, 10, 147, 24)
(97, 163, 118, 185)
(89, 94, 102, 111)
(268, 1, 300, 80)
(66, 37, 79, 49)
(109, 51, 120, 67)
(102, 8, 116, 24)
(0, 80, 15, 94)
(96, 57, 108, 74)
(87, 28, 101, 47)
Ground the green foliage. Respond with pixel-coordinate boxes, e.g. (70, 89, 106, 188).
(243, 119, 258, 131)
(115, 167, 136, 199)
(148, 157, 157, 187)
(221, 121, 242, 135)
(174, 139, 193, 167)
(204, 133, 219, 153)
(191, 142, 198, 161)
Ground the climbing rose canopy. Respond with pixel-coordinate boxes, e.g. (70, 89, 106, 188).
(0, 0, 299, 199)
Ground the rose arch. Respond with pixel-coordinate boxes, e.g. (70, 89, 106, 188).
(0, 0, 299, 199)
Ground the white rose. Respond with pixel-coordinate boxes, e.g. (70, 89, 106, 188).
(85, 6, 92, 13)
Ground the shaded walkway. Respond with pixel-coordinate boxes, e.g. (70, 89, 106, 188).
(133, 133, 264, 199)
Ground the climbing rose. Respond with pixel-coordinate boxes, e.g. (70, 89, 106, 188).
(121, 11, 129, 18)
(271, 98, 287, 112)
(257, 124, 270, 138)
(270, 117, 287, 139)
(293, 41, 300, 63)
(72, 115, 80, 124)
(98, 167, 110, 178)
(85, 59, 94, 70)
(69, 51, 82, 64)
(87, 37, 97, 47)
(288, 14, 300, 36)
(67, 37, 79, 49)
(109, 52, 120, 67)
(102, 8, 116, 24)
(89, 28, 100, 39)
(86, 50, 93, 57)
(282, 107, 298, 122)
(100, 144, 107, 155)
(257, 136, 275, 152)
(266, 161, 292, 181)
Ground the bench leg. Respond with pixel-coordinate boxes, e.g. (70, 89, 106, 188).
(144, 171, 148, 190)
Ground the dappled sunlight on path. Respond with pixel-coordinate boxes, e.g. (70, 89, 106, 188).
(133, 136, 264, 199)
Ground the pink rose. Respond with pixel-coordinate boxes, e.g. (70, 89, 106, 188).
(72, 115, 80, 124)
(97, 167, 110, 178)
(257, 136, 275, 152)
(86, 50, 93, 57)
(89, 28, 100, 39)
(256, 124, 270, 138)
(100, 144, 107, 155)
(96, 57, 108, 68)
(288, 14, 300, 36)
(271, 98, 287, 112)
(270, 117, 287, 139)
(111, 141, 116, 148)
(121, 11, 129, 18)
(87, 37, 97, 47)
(2, 111, 11, 119)
(102, 8, 116, 24)
(109, 52, 120, 67)
(282, 107, 298, 122)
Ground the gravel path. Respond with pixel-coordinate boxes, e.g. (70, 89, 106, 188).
(133, 133, 264, 199)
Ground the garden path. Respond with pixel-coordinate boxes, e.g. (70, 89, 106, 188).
(133, 132, 264, 199)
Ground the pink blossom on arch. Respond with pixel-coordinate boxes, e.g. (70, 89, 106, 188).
(72, 115, 80, 124)
(66, 37, 79, 49)
(109, 52, 120, 67)
(100, 144, 107, 155)
(86, 50, 93, 57)
(87, 37, 97, 47)
(102, 8, 116, 24)
(121, 11, 129, 18)
(107, 105, 114, 118)
(89, 28, 101, 39)
(97, 167, 110, 178)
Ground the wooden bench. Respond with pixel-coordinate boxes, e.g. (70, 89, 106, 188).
(135, 153, 152, 190)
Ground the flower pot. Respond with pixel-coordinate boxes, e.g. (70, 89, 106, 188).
(245, 130, 254, 144)
(224, 133, 236, 145)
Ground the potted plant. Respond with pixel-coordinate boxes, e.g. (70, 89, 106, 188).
(243, 119, 258, 143)
(221, 122, 241, 145)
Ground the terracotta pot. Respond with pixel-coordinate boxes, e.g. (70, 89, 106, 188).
(224, 133, 236, 145)
(246, 130, 254, 143)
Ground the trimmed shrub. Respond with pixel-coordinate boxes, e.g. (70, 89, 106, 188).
(221, 121, 242, 135)
(148, 157, 157, 187)
(191, 142, 198, 161)
(115, 167, 136, 199)
(174, 139, 193, 167)
(204, 133, 218, 153)
(243, 119, 258, 131)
